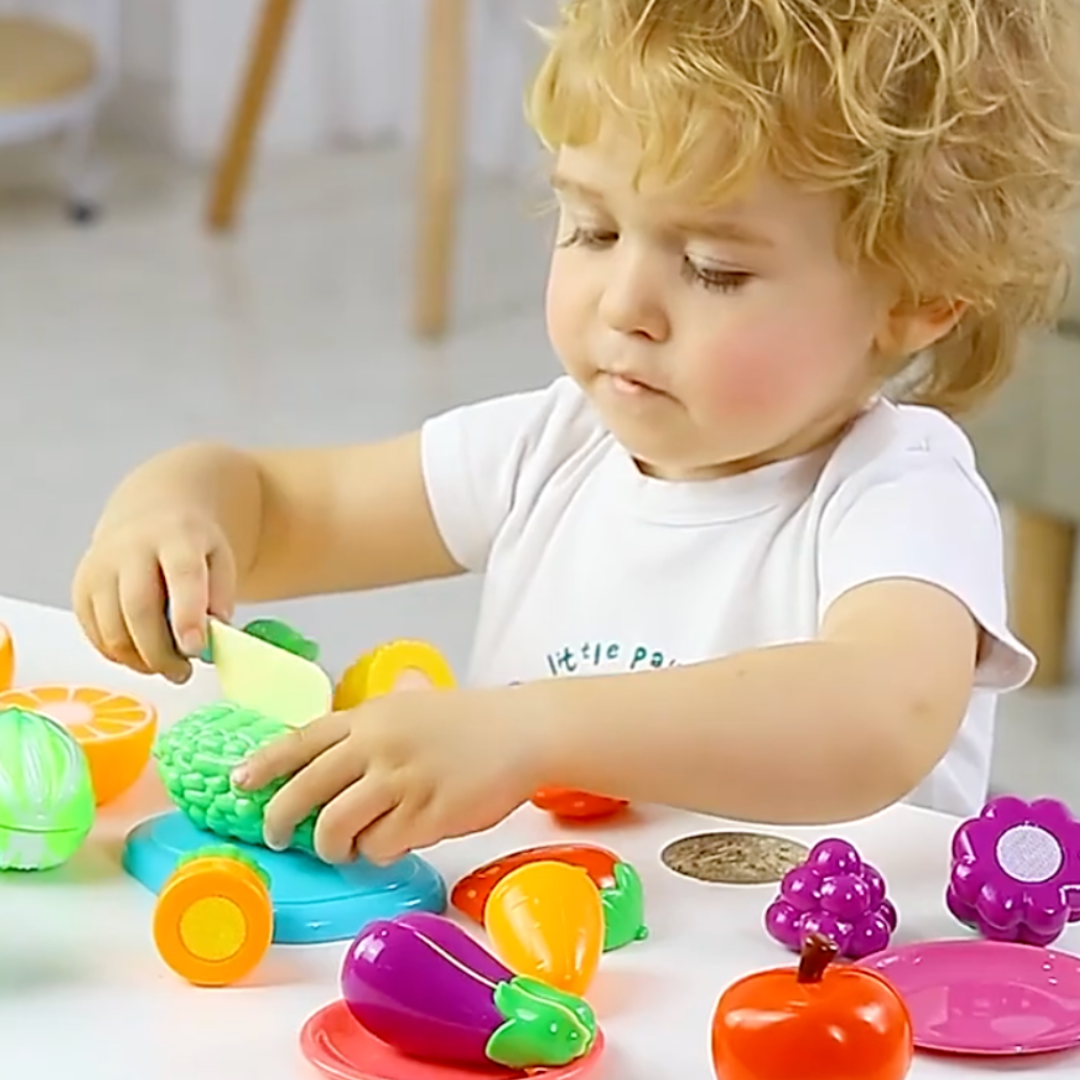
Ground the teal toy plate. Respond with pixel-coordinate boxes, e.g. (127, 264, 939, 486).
(122, 812, 447, 945)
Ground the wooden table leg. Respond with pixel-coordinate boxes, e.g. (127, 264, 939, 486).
(205, 0, 299, 233)
(414, 0, 469, 338)
(1012, 507, 1076, 686)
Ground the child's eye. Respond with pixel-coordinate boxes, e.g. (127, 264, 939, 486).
(683, 258, 752, 293)
(557, 226, 618, 249)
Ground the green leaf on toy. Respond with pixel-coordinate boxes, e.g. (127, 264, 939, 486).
(601, 861, 649, 950)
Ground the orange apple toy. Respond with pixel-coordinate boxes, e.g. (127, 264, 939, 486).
(711, 933, 913, 1080)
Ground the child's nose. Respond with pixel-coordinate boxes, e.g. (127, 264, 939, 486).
(597, 247, 670, 342)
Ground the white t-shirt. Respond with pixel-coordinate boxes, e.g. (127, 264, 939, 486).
(420, 376, 1033, 818)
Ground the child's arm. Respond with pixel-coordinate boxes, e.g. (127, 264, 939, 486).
(521, 577, 979, 823)
(238, 434, 461, 599)
(238, 574, 980, 861)
(96, 432, 461, 603)
(75, 433, 460, 679)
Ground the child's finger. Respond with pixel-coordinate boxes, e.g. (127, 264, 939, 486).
(206, 545, 237, 623)
(352, 808, 415, 866)
(119, 563, 190, 681)
(73, 580, 106, 658)
(90, 590, 151, 674)
(234, 711, 352, 792)
(317, 776, 398, 864)
(258, 733, 361, 851)
(159, 545, 211, 656)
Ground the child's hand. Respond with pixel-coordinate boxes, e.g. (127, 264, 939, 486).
(72, 507, 237, 683)
(232, 688, 542, 865)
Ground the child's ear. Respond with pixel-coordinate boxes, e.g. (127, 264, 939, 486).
(875, 296, 967, 358)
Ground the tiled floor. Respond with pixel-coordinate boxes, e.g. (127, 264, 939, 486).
(0, 141, 1077, 807)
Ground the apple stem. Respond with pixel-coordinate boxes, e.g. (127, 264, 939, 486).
(797, 933, 840, 984)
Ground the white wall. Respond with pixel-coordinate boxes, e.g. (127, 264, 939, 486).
(109, 0, 552, 176)
(172, 0, 332, 158)
(120, 0, 171, 83)
(89, 0, 171, 144)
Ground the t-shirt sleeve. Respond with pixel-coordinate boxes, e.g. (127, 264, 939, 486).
(817, 460, 1035, 691)
(420, 376, 598, 573)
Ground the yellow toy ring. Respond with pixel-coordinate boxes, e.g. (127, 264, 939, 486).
(333, 640, 456, 710)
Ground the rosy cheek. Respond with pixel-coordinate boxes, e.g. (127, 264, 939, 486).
(700, 309, 855, 417)
(701, 332, 804, 415)
(714, 356, 790, 413)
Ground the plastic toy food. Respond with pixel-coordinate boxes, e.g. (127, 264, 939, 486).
(531, 787, 629, 820)
(340, 911, 597, 1070)
(155, 701, 320, 853)
(333, 640, 456, 710)
(452, 842, 648, 952)
(764, 838, 897, 960)
(208, 617, 332, 727)
(242, 618, 320, 662)
(0, 621, 13, 690)
(947, 794, 1080, 946)
(484, 861, 604, 995)
(0, 706, 95, 870)
(711, 933, 914, 1080)
(190, 613, 319, 665)
(0, 685, 157, 806)
(154, 844, 273, 986)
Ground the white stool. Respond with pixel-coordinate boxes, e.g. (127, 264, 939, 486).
(0, 1, 119, 221)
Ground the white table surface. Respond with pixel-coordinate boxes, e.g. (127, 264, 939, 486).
(0, 594, 1074, 1080)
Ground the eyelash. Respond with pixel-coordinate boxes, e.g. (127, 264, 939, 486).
(556, 226, 752, 294)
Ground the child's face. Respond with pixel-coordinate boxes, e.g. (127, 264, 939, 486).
(546, 131, 896, 480)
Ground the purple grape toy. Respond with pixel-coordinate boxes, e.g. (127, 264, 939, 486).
(764, 838, 897, 960)
(946, 795, 1080, 947)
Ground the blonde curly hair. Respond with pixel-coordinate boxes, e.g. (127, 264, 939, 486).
(527, 0, 1080, 413)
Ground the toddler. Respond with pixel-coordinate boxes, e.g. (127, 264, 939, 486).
(73, 0, 1080, 865)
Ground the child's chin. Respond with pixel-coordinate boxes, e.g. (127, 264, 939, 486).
(612, 434, 705, 480)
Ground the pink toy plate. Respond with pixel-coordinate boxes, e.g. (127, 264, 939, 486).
(300, 1000, 606, 1080)
(860, 939, 1080, 1056)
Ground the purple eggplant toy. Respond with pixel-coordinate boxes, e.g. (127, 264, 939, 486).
(340, 911, 597, 1070)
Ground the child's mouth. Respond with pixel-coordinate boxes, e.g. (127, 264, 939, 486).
(606, 371, 663, 397)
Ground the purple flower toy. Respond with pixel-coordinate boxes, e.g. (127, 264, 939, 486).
(764, 838, 897, 960)
(947, 795, 1080, 947)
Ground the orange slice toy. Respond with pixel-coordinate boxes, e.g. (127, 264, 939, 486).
(0, 623, 14, 691)
(0, 685, 156, 805)
(154, 846, 273, 987)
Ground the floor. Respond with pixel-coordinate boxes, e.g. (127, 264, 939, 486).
(0, 140, 1076, 807)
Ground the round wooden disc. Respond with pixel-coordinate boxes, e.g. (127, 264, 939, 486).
(661, 831, 809, 884)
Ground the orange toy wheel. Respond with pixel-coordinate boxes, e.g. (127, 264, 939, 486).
(0, 685, 157, 805)
(333, 640, 456, 709)
(0, 623, 13, 691)
(154, 854, 273, 987)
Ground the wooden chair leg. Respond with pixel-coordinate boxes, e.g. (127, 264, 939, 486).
(205, 0, 299, 233)
(414, 0, 469, 338)
(1012, 507, 1076, 687)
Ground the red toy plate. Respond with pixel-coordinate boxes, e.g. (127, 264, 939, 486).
(300, 1000, 606, 1080)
